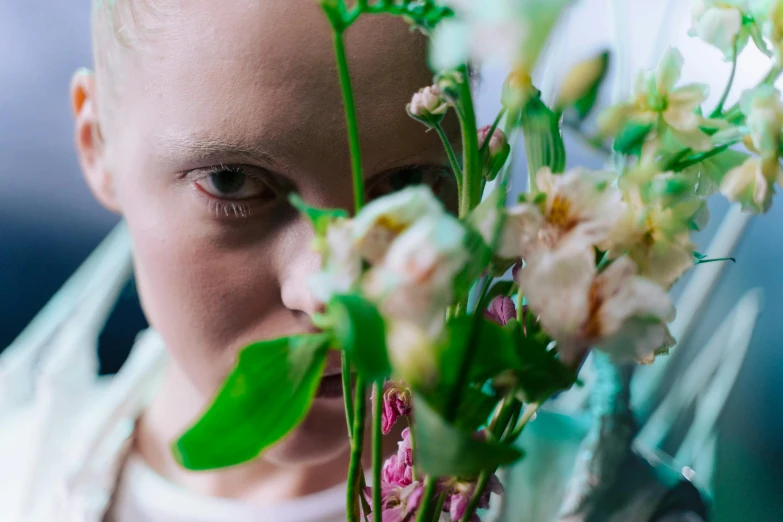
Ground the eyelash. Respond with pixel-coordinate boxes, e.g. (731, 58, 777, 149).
(187, 164, 273, 220)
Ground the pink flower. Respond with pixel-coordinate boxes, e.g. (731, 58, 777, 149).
(374, 380, 413, 435)
(382, 454, 413, 488)
(379, 481, 424, 522)
(443, 474, 505, 522)
(484, 296, 516, 326)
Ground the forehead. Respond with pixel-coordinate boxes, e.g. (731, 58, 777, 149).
(112, 0, 441, 173)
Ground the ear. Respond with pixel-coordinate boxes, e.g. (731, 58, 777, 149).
(71, 68, 121, 213)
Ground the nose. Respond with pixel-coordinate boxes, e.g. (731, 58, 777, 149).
(277, 217, 324, 318)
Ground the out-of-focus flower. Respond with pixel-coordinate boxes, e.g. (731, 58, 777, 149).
(598, 48, 713, 152)
(520, 244, 676, 366)
(498, 167, 621, 260)
(364, 213, 469, 334)
(308, 219, 362, 303)
(689, 0, 752, 59)
(478, 125, 511, 181)
(352, 186, 447, 264)
(407, 85, 450, 126)
(740, 85, 783, 174)
(720, 156, 782, 212)
(484, 295, 516, 326)
(753, 0, 783, 60)
(373, 380, 413, 435)
(603, 192, 699, 289)
(431, 0, 571, 73)
(443, 473, 505, 522)
(385, 320, 439, 388)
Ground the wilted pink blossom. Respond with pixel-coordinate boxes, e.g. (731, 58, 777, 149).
(366, 428, 422, 522)
(372, 380, 413, 435)
(444, 474, 505, 522)
(484, 295, 516, 326)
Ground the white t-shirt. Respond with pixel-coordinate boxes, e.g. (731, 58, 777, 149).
(109, 453, 348, 522)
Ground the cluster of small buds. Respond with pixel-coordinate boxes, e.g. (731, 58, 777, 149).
(407, 84, 449, 127)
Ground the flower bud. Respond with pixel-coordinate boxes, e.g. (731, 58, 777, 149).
(406, 85, 449, 127)
(386, 320, 438, 388)
(373, 380, 413, 435)
(484, 295, 516, 326)
(555, 51, 609, 117)
(477, 125, 511, 181)
(502, 69, 535, 112)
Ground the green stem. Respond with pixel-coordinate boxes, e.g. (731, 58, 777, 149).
(710, 38, 738, 118)
(458, 471, 490, 522)
(372, 381, 383, 522)
(331, 29, 365, 214)
(342, 352, 355, 436)
(671, 142, 737, 171)
(431, 493, 447, 522)
(435, 123, 463, 194)
(346, 378, 368, 522)
(504, 401, 541, 443)
(359, 474, 372, 522)
(456, 65, 482, 218)
(414, 477, 438, 522)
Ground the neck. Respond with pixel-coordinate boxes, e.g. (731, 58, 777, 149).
(135, 360, 403, 502)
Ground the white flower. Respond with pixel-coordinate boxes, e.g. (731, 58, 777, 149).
(598, 48, 713, 152)
(520, 245, 676, 366)
(602, 193, 699, 289)
(720, 156, 782, 212)
(498, 167, 622, 259)
(431, 0, 571, 72)
(752, 0, 783, 59)
(308, 219, 362, 303)
(689, 0, 752, 59)
(386, 320, 439, 388)
(352, 186, 446, 264)
(740, 85, 783, 163)
(364, 213, 469, 335)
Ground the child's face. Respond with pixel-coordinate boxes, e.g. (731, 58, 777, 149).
(75, 1, 457, 462)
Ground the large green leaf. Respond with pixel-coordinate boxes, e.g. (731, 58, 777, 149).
(289, 193, 349, 236)
(413, 394, 523, 478)
(512, 316, 577, 403)
(521, 95, 566, 175)
(328, 293, 390, 382)
(173, 334, 330, 470)
(439, 316, 521, 387)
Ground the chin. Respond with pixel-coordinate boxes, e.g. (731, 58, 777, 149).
(262, 395, 350, 467)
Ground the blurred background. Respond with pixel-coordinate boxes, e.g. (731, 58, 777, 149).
(1, 0, 781, 520)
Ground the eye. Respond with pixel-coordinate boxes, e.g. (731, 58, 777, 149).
(367, 165, 458, 209)
(193, 165, 277, 202)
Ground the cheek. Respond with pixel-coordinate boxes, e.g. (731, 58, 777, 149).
(117, 173, 284, 391)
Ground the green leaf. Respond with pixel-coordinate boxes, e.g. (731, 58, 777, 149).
(613, 121, 653, 155)
(521, 95, 566, 175)
(511, 317, 577, 403)
(173, 334, 330, 470)
(413, 394, 523, 478)
(439, 316, 521, 387)
(289, 194, 349, 236)
(328, 294, 390, 382)
(453, 387, 502, 432)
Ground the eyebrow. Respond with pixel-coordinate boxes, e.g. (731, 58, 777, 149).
(154, 132, 286, 170)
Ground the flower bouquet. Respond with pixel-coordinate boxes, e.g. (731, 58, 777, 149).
(171, 1, 783, 521)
